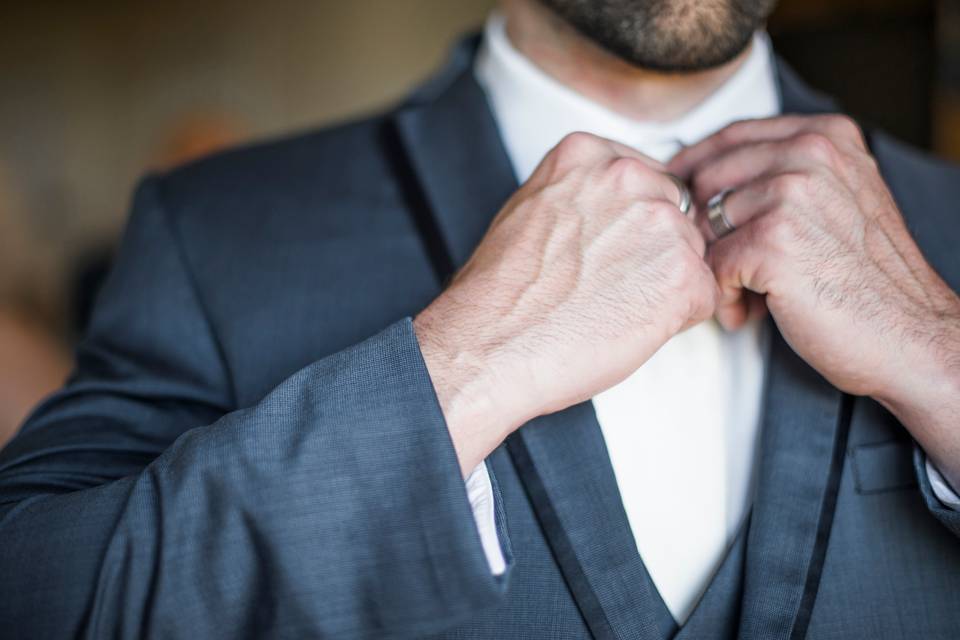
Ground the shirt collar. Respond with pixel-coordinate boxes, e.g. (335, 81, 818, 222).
(474, 12, 781, 181)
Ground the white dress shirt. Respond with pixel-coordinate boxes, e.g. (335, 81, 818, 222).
(462, 11, 960, 624)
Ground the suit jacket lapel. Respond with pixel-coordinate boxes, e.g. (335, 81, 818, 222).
(392, 37, 517, 275)
(736, 59, 851, 640)
(508, 406, 677, 640)
(737, 328, 852, 639)
(391, 39, 673, 640)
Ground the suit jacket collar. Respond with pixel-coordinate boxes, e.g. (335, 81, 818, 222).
(393, 35, 517, 273)
(391, 36, 851, 640)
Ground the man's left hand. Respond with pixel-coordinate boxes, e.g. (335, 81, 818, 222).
(669, 114, 960, 487)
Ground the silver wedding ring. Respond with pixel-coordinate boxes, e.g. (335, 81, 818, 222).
(707, 189, 736, 239)
(666, 173, 692, 217)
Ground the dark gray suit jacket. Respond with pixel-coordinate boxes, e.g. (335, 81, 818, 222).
(1, 36, 958, 639)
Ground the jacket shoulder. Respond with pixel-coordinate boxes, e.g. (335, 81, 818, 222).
(155, 112, 397, 216)
(135, 109, 419, 288)
(872, 131, 960, 193)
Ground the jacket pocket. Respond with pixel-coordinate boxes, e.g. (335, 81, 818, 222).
(849, 440, 918, 494)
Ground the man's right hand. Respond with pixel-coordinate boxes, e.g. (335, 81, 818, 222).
(413, 132, 718, 474)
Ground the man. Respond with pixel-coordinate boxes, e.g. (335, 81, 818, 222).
(1, 0, 958, 637)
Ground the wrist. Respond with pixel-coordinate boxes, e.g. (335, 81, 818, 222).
(872, 313, 960, 484)
(414, 304, 522, 475)
(873, 311, 960, 408)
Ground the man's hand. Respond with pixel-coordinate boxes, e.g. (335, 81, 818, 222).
(669, 114, 960, 487)
(415, 132, 718, 474)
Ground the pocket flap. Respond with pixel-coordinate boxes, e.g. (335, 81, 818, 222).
(850, 441, 917, 494)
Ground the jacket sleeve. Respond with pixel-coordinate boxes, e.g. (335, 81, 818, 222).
(0, 177, 510, 639)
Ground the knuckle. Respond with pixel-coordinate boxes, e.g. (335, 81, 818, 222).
(756, 213, 795, 253)
(825, 114, 863, 142)
(555, 131, 598, 159)
(607, 155, 651, 187)
(544, 132, 602, 178)
(770, 172, 809, 201)
(719, 119, 750, 143)
(795, 132, 837, 164)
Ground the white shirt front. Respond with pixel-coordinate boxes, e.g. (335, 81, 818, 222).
(462, 10, 960, 625)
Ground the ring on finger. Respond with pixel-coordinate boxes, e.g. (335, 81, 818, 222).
(665, 173, 692, 217)
(707, 189, 736, 240)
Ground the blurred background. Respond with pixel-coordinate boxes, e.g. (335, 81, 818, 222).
(0, 0, 957, 444)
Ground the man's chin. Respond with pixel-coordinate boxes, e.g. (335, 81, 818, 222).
(536, 0, 771, 74)
(596, 32, 758, 74)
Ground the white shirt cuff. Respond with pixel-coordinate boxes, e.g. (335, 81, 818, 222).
(926, 459, 960, 509)
(465, 461, 507, 575)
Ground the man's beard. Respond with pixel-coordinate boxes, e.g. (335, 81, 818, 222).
(537, 0, 778, 72)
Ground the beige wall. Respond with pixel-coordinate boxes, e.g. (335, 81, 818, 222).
(0, 0, 494, 314)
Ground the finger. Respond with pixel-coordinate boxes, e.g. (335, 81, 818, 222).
(639, 189, 707, 258)
(706, 225, 772, 331)
(551, 133, 686, 211)
(600, 139, 689, 212)
(641, 168, 689, 216)
(537, 132, 665, 182)
(545, 131, 678, 205)
(705, 192, 797, 332)
(687, 138, 807, 207)
(675, 203, 708, 258)
(659, 172, 690, 217)
(668, 114, 863, 180)
(603, 156, 691, 219)
(714, 296, 751, 332)
(669, 116, 814, 179)
(545, 133, 694, 238)
(715, 290, 768, 332)
(603, 137, 667, 171)
(696, 177, 781, 243)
